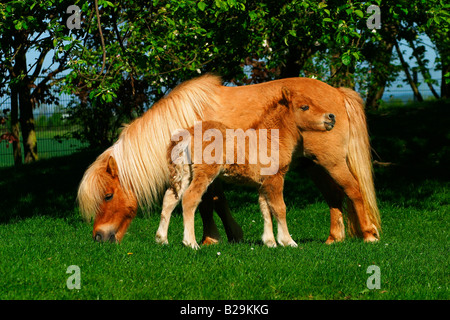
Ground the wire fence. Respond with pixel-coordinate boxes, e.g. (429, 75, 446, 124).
(0, 77, 88, 167)
(0, 74, 443, 167)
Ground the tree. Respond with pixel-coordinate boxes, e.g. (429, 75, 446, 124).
(419, 0, 450, 98)
(3, 0, 445, 155)
(0, 0, 81, 163)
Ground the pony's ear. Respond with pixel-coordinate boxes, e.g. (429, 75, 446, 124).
(281, 87, 291, 107)
(106, 156, 118, 178)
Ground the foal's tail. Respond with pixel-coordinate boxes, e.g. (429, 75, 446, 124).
(167, 129, 193, 200)
(339, 88, 381, 237)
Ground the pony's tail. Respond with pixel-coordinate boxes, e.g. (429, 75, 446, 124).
(339, 87, 381, 238)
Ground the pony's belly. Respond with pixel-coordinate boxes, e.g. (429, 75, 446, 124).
(219, 165, 261, 188)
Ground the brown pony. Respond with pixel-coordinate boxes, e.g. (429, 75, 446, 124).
(77, 75, 380, 244)
(157, 87, 336, 249)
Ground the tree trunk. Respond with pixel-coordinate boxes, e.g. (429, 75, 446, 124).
(365, 43, 395, 109)
(408, 39, 440, 99)
(15, 46, 38, 163)
(394, 40, 423, 102)
(10, 84, 22, 166)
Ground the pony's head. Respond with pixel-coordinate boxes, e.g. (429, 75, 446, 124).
(281, 87, 336, 131)
(78, 153, 138, 243)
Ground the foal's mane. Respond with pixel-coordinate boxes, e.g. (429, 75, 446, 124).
(78, 74, 222, 220)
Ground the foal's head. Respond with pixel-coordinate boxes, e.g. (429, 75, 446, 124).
(91, 156, 138, 243)
(281, 87, 336, 131)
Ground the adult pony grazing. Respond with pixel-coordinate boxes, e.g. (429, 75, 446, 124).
(77, 75, 243, 243)
(77, 74, 381, 244)
(158, 87, 336, 249)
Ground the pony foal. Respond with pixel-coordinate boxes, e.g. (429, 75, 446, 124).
(156, 87, 336, 249)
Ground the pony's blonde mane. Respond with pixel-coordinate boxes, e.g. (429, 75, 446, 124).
(77, 74, 222, 220)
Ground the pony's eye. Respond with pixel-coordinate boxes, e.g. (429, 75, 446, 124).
(300, 105, 309, 111)
(104, 193, 114, 201)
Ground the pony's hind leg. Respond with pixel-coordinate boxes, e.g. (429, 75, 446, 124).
(198, 180, 244, 245)
(325, 161, 379, 242)
(182, 169, 217, 249)
(262, 176, 297, 248)
(305, 162, 346, 244)
(210, 180, 244, 243)
(198, 186, 221, 245)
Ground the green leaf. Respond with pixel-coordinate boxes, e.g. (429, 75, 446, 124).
(323, 18, 333, 22)
(341, 53, 351, 66)
(248, 10, 257, 20)
(355, 10, 364, 18)
(14, 20, 22, 30)
(198, 2, 206, 11)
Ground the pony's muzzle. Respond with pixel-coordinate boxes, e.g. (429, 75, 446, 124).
(94, 230, 117, 243)
(324, 113, 336, 130)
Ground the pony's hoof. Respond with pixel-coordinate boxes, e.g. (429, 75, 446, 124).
(325, 235, 344, 244)
(202, 236, 219, 245)
(288, 241, 298, 248)
(263, 239, 277, 248)
(279, 239, 298, 248)
(363, 228, 380, 243)
(155, 234, 169, 245)
(183, 240, 200, 250)
(363, 235, 379, 243)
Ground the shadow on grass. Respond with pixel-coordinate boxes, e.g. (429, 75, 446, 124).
(0, 99, 448, 225)
(0, 149, 102, 224)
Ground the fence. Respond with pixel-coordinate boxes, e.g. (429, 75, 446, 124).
(0, 78, 88, 167)
(0, 75, 443, 167)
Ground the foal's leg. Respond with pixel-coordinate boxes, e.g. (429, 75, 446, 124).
(155, 188, 180, 245)
(262, 175, 297, 247)
(325, 161, 378, 242)
(155, 169, 191, 244)
(258, 193, 277, 247)
(306, 163, 346, 244)
(182, 171, 216, 249)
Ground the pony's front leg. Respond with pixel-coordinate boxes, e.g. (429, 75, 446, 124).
(156, 188, 180, 245)
(182, 172, 214, 249)
(258, 193, 277, 247)
(262, 176, 298, 248)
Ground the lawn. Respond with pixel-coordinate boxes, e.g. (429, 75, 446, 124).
(0, 100, 448, 300)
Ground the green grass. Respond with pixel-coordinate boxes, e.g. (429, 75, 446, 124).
(0, 101, 448, 300)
